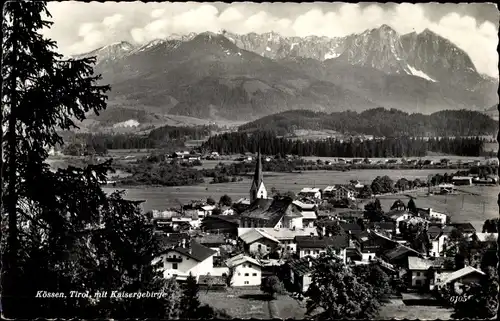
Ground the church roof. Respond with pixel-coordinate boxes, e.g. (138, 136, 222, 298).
(241, 197, 301, 227)
(251, 148, 264, 192)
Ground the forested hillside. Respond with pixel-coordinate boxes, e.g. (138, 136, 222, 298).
(239, 108, 497, 137)
(202, 131, 486, 157)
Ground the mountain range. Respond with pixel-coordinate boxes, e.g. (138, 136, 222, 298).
(74, 25, 499, 127)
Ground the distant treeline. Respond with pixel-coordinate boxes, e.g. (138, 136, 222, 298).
(239, 108, 497, 137)
(63, 125, 214, 155)
(201, 131, 485, 157)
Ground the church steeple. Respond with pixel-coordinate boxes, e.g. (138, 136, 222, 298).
(250, 147, 267, 202)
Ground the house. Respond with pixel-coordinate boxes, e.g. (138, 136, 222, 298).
(220, 206, 235, 216)
(352, 230, 394, 262)
(437, 184, 456, 194)
(337, 158, 347, 165)
(152, 210, 179, 220)
(293, 200, 318, 227)
(418, 208, 448, 225)
(383, 245, 423, 268)
(322, 186, 336, 199)
(434, 266, 486, 292)
(452, 176, 473, 186)
(171, 216, 194, 230)
(368, 221, 396, 237)
(154, 239, 217, 281)
(340, 222, 363, 235)
(295, 235, 349, 263)
(173, 151, 190, 158)
(298, 187, 322, 200)
(189, 211, 203, 229)
(198, 205, 216, 217)
(299, 210, 317, 228)
(238, 227, 318, 254)
(485, 158, 499, 166)
(286, 256, 321, 293)
(349, 180, 364, 189)
(183, 154, 201, 162)
(200, 215, 240, 238)
(156, 232, 191, 249)
(353, 231, 380, 262)
(336, 210, 364, 223)
(239, 228, 280, 256)
(428, 225, 454, 257)
(386, 210, 413, 234)
(329, 185, 356, 201)
(233, 198, 251, 214)
(240, 197, 303, 229)
(194, 234, 227, 253)
(225, 254, 262, 286)
(408, 257, 438, 289)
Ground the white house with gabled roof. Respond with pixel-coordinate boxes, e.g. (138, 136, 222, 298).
(226, 254, 262, 286)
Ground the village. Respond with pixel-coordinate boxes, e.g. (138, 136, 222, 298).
(150, 150, 498, 319)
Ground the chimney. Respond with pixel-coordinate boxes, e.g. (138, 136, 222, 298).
(308, 260, 312, 268)
(182, 238, 186, 248)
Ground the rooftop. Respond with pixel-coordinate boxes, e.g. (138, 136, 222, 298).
(340, 222, 363, 232)
(384, 245, 422, 261)
(194, 234, 226, 245)
(226, 253, 261, 268)
(368, 222, 396, 230)
(408, 256, 435, 270)
(163, 240, 217, 262)
(436, 266, 485, 287)
(301, 211, 317, 220)
(288, 257, 322, 276)
(241, 197, 302, 227)
(295, 235, 349, 249)
(156, 232, 190, 249)
(292, 200, 317, 210)
(239, 228, 280, 244)
(238, 227, 318, 240)
(323, 186, 337, 193)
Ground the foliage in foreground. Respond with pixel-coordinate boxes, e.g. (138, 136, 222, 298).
(305, 252, 386, 319)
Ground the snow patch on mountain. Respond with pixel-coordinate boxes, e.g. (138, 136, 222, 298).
(113, 119, 140, 128)
(407, 65, 437, 82)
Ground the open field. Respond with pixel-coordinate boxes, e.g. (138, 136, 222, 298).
(103, 169, 452, 211)
(376, 299, 453, 320)
(269, 295, 307, 319)
(302, 155, 491, 162)
(371, 185, 498, 231)
(199, 287, 270, 319)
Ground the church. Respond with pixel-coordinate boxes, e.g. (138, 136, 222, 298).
(240, 150, 304, 229)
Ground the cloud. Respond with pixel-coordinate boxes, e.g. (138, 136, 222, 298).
(47, 2, 498, 77)
(151, 8, 165, 19)
(102, 13, 124, 29)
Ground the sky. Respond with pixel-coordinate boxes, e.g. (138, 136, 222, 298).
(42, 2, 500, 78)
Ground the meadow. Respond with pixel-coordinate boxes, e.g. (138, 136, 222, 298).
(369, 185, 498, 231)
(103, 169, 452, 211)
(198, 287, 271, 319)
